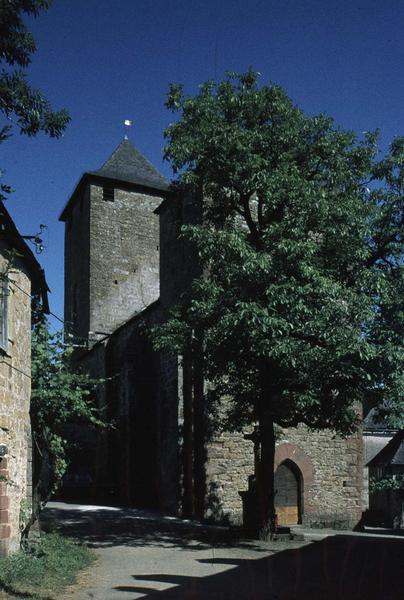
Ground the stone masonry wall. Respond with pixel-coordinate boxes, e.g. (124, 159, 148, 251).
(276, 424, 363, 528)
(0, 248, 32, 555)
(71, 302, 180, 514)
(64, 185, 91, 343)
(205, 430, 254, 525)
(158, 194, 202, 311)
(89, 184, 162, 336)
(157, 350, 180, 514)
(200, 422, 363, 528)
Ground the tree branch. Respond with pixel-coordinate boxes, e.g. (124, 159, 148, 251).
(241, 193, 261, 248)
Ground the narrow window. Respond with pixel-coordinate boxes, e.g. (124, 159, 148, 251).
(103, 186, 114, 202)
(0, 275, 8, 351)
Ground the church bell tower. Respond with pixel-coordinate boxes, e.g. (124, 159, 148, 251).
(59, 138, 169, 345)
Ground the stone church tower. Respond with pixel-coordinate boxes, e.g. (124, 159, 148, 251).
(60, 138, 168, 345)
(60, 139, 364, 529)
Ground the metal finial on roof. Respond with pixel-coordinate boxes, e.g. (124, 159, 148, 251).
(123, 119, 133, 141)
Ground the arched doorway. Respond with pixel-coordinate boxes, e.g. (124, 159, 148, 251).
(274, 459, 302, 525)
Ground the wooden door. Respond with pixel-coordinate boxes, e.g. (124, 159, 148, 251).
(274, 461, 301, 525)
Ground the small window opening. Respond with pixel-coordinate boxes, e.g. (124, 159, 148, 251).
(103, 186, 115, 202)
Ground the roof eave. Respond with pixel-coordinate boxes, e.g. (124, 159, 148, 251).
(0, 201, 50, 313)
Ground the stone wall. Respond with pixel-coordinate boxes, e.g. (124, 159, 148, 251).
(0, 248, 32, 555)
(89, 184, 162, 336)
(64, 185, 91, 343)
(205, 430, 254, 525)
(68, 302, 181, 514)
(156, 350, 180, 514)
(64, 182, 162, 345)
(101, 308, 161, 508)
(275, 424, 363, 528)
(158, 193, 202, 311)
(195, 422, 363, 529)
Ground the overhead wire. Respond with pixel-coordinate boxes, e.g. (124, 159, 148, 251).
(6, 277, 92, 343)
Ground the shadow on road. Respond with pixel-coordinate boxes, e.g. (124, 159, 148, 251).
(113, 535, 404, 599)
(41, 503, 404, 599)
(40, 504, 266, 552)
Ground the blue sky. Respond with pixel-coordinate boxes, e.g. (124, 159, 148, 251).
(1, 0, 403, 326)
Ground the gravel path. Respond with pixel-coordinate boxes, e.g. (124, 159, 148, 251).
(41, 502, 404, 600)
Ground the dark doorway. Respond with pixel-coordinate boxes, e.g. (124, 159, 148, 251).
(274, 459, 302, 525)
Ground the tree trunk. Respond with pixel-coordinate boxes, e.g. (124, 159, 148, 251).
(21, 436, 48, 542)
(193, 342, 206, 520)
(182, 353, 194, 517)
(21, 429, 58, 543)
(256, 411, 276, 540)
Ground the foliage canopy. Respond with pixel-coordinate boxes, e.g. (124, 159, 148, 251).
(153, 71, 403, 534)
(156, 70, 403, 438)
(0, 0, 69, 137)
(0, 0, 70, 200)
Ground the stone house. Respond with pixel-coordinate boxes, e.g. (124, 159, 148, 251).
(362, 405, 398, 518)
(0, 201, 49, 556)
(60, 139, 363, 530)
(367, 429, 404, 527)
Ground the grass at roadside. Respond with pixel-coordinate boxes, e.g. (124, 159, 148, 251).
(0, 533, 95, 599)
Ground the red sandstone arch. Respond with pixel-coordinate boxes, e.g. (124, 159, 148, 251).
(274, 442, 314, 515)
(274, 443, 315, 488)
(274, 443, 315, 523)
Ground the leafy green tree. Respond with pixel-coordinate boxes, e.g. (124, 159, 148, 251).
(0, 0, 70, 199)
(24, 317, 103, 538)
(153, 70, 404, 537)
(370, 476, 404, 493)
(365, 137, 404, 426)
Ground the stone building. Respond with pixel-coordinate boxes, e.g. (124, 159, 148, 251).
(0, 201, 49, 555)
(60, 139, 363, 530)
(362, 405, 403, 526)
(367, 430, 404, 527)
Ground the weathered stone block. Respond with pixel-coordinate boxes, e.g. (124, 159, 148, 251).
(0, 524, 11, 538)
(0, 497, 9, 510)
(0, 510, 9, 524)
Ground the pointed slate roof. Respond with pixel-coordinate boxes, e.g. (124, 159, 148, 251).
(367, 430, 404, 467)
(90, 138, 169, 191)
(59, 138, 169, 221)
